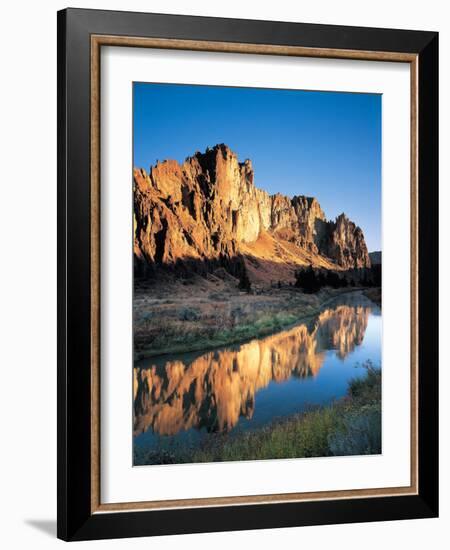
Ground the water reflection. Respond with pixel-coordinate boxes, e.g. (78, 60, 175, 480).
(134, 300, 372, 438)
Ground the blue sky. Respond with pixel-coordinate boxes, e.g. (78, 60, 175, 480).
(133, 83, 381, 251)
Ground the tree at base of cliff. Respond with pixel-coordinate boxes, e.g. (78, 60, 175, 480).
(238, 269, 252, 293)
(295, 266, 321, 293)
(358, 268, 377, 288)
(326, 270, 348, 289)
(371, 264, 382, 287)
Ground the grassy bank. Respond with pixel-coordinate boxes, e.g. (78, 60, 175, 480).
(134, 279, 366, 360)
(134, 363, 381, 465)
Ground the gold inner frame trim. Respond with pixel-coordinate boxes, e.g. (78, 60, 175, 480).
(90, 34, 419, 514)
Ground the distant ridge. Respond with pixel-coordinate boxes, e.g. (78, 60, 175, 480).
(369, 251, 382, 265)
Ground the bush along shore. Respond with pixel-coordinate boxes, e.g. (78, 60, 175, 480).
(134, 362, 381, 465)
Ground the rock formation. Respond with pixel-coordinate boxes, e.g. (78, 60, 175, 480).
(318, 213, 372, 270)
(134, 143, 370, 281)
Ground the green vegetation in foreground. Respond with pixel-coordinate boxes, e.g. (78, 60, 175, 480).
(134, 362, 381, 465)
(134, 287, 362, 359)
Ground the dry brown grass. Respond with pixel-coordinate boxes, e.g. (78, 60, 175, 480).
(133, 273, 360, 359)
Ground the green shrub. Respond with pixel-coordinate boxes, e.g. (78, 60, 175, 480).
(328, 404, 381, 456)
(348, 361, 381, 404)
(178, 307, 200, 321)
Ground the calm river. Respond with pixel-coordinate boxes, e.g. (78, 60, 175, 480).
(133, 291, 381, 459)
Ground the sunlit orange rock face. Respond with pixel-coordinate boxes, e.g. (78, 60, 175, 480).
(133, 304, 371, 437)
(315, 305, 370, 359)
(133, 144, 371, 279)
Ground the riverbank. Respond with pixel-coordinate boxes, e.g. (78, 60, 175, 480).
(363, 287, 381, 306)
(134, 364, 381, 465)
(134, 274, 372, 360)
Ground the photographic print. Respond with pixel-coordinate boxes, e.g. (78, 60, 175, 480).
(58, 11, 438, 539)
(132, 83, 382, 467)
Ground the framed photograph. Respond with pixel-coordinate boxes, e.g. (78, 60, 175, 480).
(57, 8, 438, 541)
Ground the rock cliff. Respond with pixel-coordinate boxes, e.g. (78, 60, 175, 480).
(134, 143, 370, 281)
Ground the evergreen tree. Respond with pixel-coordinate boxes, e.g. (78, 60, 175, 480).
(316, 269, 327, 288)
(360, 269, 370, 287)
(371, 264, 382, 287)
(326, 270, 342, 289)
(295, 266, 320, 293)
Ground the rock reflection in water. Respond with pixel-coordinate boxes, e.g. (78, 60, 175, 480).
(133, 303, 371, 438)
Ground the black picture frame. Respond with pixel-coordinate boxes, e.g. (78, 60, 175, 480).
(57, 7, 438, 541)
